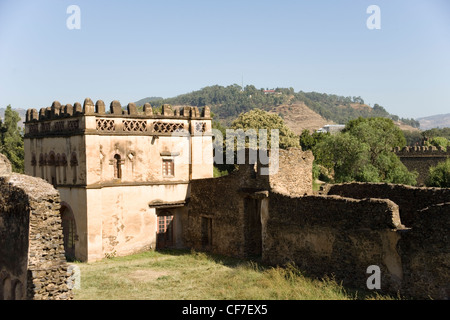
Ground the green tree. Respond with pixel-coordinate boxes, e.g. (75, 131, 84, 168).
(344, 117, 406, 159)
(0, 105, 24, 173)
(231, 109, 299, 149)
(313, 117, 417, 185)
(425, 136, 449, 151)
(299, 129, 329, 151)
(427, 159, 450, 188)
(314, 132, 371, 183)
(403, 130, 423, 146)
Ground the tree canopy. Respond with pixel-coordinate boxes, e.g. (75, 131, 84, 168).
(0, 105, 24, 173)
(230, 109, 300, 150)
(427, 159, 450, 188)
(313, 117, 417, 185)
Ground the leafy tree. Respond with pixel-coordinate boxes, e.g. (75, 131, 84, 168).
(299, 129, 329, 151)
(425, 136, 449, 151)
(427, 159, 450, 188)
(344, 117, 406, 162)
(422, 127, 450, 141)
(403, 130, 423, 146)
(0, 105, 24, 173)
(230, 109, 299, 150)
(313, 132, 370, 183)
(313, 117, 417, 185)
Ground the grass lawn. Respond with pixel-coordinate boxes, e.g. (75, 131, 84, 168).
(72, 249, 396, 300)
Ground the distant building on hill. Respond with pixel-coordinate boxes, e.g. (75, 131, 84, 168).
(316, 124, 345, 134)
(263, 89, 281, 95)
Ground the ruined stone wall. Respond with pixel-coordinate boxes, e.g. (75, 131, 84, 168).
(186, 148, 314, 257)
(262, 183, 450, 299)
(186, 169, 252, 257)
(268, 148, 314, 196)
(0, 154, 12, 175)
(394, 146, 450, 186)
(262, 193, 405, 294)
(323, 182, 450, 226)
(398, 202, 450, 299)
(0, 173, 72, 300)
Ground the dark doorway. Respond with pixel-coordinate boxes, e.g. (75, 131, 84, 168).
(60, 205, 76, 261)
(156, 212, 174, 249)
(244, 197, 262, 257)
(201, 217, 212, 248)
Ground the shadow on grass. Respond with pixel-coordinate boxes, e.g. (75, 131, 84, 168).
(155, 248, 401, 300)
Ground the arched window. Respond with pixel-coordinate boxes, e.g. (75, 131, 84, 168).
(60, 204, 77, 261)
(61, 153, 67, 184)
(31, 153, 37, 176)
(39, 154, 45, 179)
(70, 153, 78, 184)
(48, 152, 56, 186)
(114, 154, 122, 179)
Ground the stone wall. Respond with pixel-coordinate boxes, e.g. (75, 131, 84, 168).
(0, 153, 11, 175)
(0, 172, 73, 300)
(186, 148, 313, 257)
(323, 182, 450, 226)
(188, 147, 449, 299)
(268, 148, 314, 196)
(398, 202, 450, 299)
(393, 146, 450, 186)
(262, 193, 405, 294)
(186, 172, 247, 257)
(263, 191, 450, 299)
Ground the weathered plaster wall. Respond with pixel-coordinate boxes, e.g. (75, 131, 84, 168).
(84, 183, 189, 261)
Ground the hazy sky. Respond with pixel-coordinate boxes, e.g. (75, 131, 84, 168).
(0, 0, 449, 119)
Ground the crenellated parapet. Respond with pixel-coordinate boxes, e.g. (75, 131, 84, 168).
(25, 98, 211, 137)
(393, 146, 450, 157)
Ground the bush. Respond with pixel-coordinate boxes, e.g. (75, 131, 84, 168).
(427, 159, 450, 188)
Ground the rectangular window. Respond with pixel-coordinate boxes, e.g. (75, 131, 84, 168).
(157, 214, 174, 249)
(162, 159, 174, 177)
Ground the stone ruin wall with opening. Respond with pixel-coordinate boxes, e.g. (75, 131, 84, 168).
(188, 149, 450, 299)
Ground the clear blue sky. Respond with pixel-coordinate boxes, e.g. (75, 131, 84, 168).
(0, 0, 449, 119)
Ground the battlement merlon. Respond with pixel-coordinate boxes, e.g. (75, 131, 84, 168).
(24, 98, 212, 137)
(393, 146, 450, 156)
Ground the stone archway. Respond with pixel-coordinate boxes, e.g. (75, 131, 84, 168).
(60, 203, 77, 261)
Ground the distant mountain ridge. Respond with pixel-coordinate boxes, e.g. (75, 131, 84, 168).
(134, 97, 163, 107)
(417, 113, 450, 130)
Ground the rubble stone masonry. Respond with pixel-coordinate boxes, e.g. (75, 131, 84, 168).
(0, 168, 73, 300)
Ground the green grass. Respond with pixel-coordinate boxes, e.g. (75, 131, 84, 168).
(72, 249, 397, 300)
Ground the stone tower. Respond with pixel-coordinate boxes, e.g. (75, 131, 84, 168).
(24, 99, 213, 261)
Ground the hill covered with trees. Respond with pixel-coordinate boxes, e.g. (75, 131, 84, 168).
(138, 84, 420, 128)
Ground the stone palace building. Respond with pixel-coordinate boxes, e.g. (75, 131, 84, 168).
(24, 98, 213, 262)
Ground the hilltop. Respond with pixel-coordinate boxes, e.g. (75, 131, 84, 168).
(417, 113, 450, 130)
(135, 84, 420, 132)
(268, 102, 332, 134)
